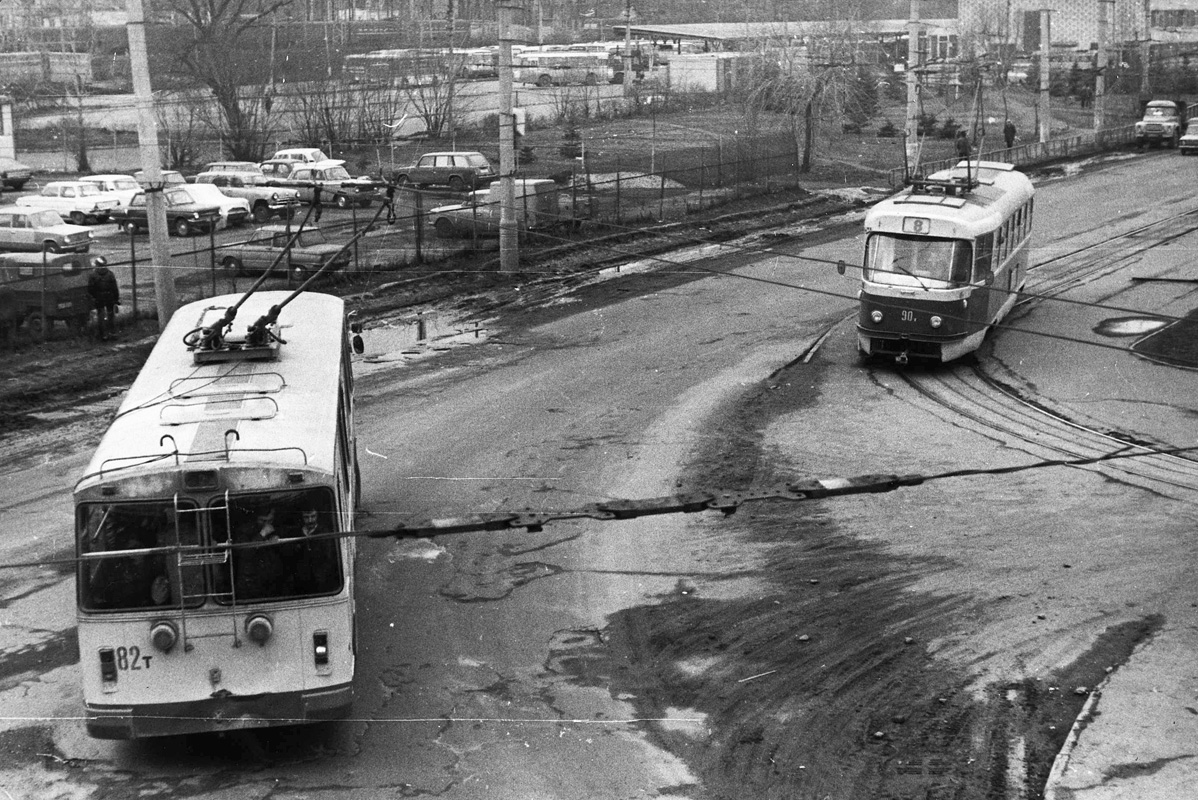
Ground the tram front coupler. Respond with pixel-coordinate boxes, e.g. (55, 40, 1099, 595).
(895, 350, 909, 366)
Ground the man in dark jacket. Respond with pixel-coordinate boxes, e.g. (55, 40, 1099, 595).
(1004, 119, 1017, 149)
(87, 263, 119, 340)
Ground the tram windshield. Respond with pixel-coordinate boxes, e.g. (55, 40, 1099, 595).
(864, 234, 973, 288)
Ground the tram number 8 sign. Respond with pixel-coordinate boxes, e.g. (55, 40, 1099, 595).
(901, 216, 931, 235)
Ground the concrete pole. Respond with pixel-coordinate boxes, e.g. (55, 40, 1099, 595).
(623, 0, 633, 97)
(1039, 9, 1051, 143)
(1095, 0, 1108, 131)
(905, 0, 921, 171)
(1141, 0, 1151, 95)
(125, 0, 175, 329)
(497, 1, 519, 273)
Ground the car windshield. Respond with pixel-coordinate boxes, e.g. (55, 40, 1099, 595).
(296, 230, 330, 247)
(76, 184, 102, 196)
(165, 188, 193, 205)
(864, 234, 973, 288)
(112, 179, 139, 191)
(29, 210, 65, 227)
(324, 166, 352, 180)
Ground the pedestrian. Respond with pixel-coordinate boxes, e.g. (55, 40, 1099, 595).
(955, 130, 971, 159)
(87, 260, 119, 340)
(1004, 118, 1017, 149)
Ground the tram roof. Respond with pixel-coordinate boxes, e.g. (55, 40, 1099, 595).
(865, 161, 1033, 234)
(76, 291, 347, 492)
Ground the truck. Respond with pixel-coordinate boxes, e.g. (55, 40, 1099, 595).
(0, 252, 105, 337)
(1134, 99, 1188, 148)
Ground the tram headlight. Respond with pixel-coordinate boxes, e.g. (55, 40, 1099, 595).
(930, 315, 943, 329)
(870, 310, 883, 323)
(150, 620, 179, 654)
(245, 614, 274, 646)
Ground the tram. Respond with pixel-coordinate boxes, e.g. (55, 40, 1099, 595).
(852, 160, 1034, 364)
(73, 291, 360, 738)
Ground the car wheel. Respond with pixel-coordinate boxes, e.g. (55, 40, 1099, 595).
(252, 203, 271, 223)
(221, 256, 244, 276)
(448, 175, 466, 192)
(42, 241, 61, 254)
(70, 211, 87, 225)
(336, 193, 350, 209)
(290, 264, 308, 283)
(24, 311, 45, 335)
(537, 74, 552, 87)
(434, 217, 457, 238)
(121, 220, 139, 236)
(173, 217, 191, 237)
(584, 72, 598, 85)
(394, 174, 411, 186)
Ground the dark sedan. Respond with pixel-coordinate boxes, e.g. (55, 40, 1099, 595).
(112, 188, 221, 236)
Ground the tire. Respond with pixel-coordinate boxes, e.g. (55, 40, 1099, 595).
(394, 174, 411, 186)
(289, 264, 308, 283)
(122, 220, 139, 236)
(173, 217, 191, 237)
(584, 73, 598, 85)
(24, 311, 44, 336)
(537, 74, 552, 87)
(221, 256, 244, 276)
(70, 211, 87, 225)
(336, 193, 350, 209)
(448, 175, 466, 192)
(252, 203, 271, 223)
(42, 241, 61, 254)
(434, 217, 456, 238)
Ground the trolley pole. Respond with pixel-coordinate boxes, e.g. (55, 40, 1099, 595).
(126, 0, 176, 329)
(497, 0, 521, 273)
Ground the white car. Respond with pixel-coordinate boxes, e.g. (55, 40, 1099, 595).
(15, 181, 122, 225)
(78, 174, 142, 207)
(268, 147, 331, 164)
(178, 183, 251, 228)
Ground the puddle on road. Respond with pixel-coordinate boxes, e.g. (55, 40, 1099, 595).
(1094, 316, 1170, 337)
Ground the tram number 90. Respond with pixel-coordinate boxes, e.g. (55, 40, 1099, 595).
(901, 216, 931, 235)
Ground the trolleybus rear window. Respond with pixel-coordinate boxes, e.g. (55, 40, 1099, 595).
(77, 500, 203, 612)
(864, 234, 973, 288)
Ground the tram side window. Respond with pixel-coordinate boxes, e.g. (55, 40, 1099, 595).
(974, 232, 994, 281)
(221, 489, 342, 602)
(77, 501, 199, 611)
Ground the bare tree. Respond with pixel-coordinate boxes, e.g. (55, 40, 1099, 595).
(156, 89, 210, 169)
(159, 0, 292, 160)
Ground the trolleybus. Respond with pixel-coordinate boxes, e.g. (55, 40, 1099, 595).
(73, 290, 361, 738)
(514, 50, 615, 86)
(851, 160, 1034, 364)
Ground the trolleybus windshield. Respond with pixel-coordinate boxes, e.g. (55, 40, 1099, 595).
(864, 234, 973, 288)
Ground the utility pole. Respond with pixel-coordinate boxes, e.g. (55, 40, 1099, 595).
(1095, 0, 1110, 131)
(904, 0, 922, 171)
(497, 1, 520, 273)
(1141, 0, 1151, 95)
(623, 0, 633, 97)
(1038, 9, 1051, 143)
(125, 0, 176, 329)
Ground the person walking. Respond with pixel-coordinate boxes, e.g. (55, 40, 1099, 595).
(955, 130, 971, 159)
(87, 261, 119, 341)
(1004, 119, 1017, 149)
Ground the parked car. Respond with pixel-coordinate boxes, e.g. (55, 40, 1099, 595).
(0, 205, 92, 253)
(267, 159, 378, 208)
(112, 187, 221, 236)
(178, 183, 251, 228)
(430, 179, 561, 238)
(393, 151, 497, 191)
(15, 181, 122, 224)
(259, 160, 296, 181)
(268, 147, 331, 164)
(0, 252, 104, 335)
(202, 160, 264, 175)
(78, 174, 142, 207)
(132, 169, 187, 187)
(0, 157, 35, 191)
(219, 224, 349, 282)
(193, 170, 301, 223)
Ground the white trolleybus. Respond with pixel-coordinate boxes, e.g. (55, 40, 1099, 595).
(853, 160, 1035, 364)
(514, 50, 616, 86)
(73, 290, 360, 738)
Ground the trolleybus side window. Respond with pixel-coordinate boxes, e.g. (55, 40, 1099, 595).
(215, 489, 343, 602)
(78, 501, 200, 611)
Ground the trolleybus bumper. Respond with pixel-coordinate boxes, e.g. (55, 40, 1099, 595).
(85, 683, 353, 739)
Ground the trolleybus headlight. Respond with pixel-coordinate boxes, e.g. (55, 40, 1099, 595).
(150, 620, 179, 654)
(930, 315, 943, 329)
(245, 614, 274, 646)
(870, 310, 884, 323)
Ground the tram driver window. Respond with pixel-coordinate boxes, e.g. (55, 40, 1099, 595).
(865, 234, 973, 288)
